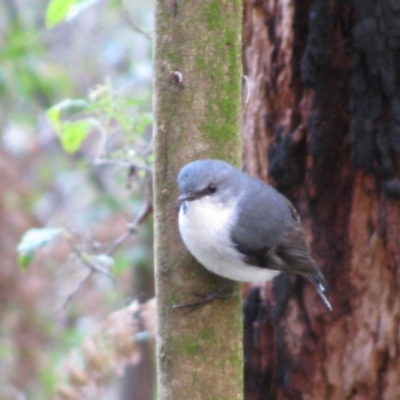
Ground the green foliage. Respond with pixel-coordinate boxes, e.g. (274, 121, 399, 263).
(60, 120, 92, 153)
(2, 0, 154, 397)
(47, 99, 94, 152)
(47, 78, 153, 157)
(86, 79, 153, 139)
(47, 99, 88, 127)
(46, 0, 77, 28)
(46, 0, 101, 28)
(0, 25, 70, 119)
(17, 228, 65, 269)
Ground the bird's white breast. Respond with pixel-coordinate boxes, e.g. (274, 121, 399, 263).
(178, 196, 279, 282)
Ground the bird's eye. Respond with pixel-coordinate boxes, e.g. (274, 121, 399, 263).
(207, 184, 217, 194)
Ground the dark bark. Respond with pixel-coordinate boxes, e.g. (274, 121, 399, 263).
(242, 1, 400, 399)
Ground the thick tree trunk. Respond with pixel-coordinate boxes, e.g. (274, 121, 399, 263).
(242, 1, 400, 399)
(153, 1, 243, 399)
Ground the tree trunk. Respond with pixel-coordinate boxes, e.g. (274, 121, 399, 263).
(242, 0, 400, 399)
(153, 1, 243, 399)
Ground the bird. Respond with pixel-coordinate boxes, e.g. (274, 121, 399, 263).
(176, 159, 332, 311)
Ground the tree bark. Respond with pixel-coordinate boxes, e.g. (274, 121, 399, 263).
(242, 0, 400, 399)
(153, 1, 243, 399)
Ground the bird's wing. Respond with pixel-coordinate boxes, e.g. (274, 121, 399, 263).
(265, 201, 318, 274)
(235, 197, 332, 310)
(266, 202, 331, 310)
(230, 180, 291, 259)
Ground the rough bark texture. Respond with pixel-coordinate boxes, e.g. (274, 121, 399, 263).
(242, 0, 400, 399)
(153, 1, 243, 399)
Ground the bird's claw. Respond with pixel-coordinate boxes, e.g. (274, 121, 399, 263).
(172, 283, 236, 312)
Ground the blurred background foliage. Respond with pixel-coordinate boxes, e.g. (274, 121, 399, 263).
(0, 0, 154, 398)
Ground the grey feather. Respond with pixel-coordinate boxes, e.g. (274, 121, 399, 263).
(233, 192, 331, 310)
(177, 159, 332, 311)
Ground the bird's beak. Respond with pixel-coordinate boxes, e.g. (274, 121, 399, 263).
(173, 192, 199, 210)
(178, 192, 200, 202)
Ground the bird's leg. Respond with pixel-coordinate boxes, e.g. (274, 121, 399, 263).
(172, 282, 236, 311)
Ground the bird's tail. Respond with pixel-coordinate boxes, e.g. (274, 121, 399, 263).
(266, 206, 333, 311)
(306, 272, 332, 311)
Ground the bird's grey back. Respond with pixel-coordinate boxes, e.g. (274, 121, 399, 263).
(231, 175, 292, 256)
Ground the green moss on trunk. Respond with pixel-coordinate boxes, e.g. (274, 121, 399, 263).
(153, 0, 243, 399)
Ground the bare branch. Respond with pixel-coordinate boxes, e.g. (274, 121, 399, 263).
(61, 191, 152, 307)
(60, 270, 94, 309)
(117, 0, 151, 41)
(107, 199, 153, 255)
(92, 158, 153, 173)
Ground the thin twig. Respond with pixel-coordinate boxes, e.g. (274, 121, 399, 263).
(60, 245, 116, 308)
(107, 199, 153, 255)
(92, 158, 153, 173)
(74, 246, 116, 281)
(117, 0, 151, 41)
(60, 270, 94, 309)
(61, 195, 153, 307)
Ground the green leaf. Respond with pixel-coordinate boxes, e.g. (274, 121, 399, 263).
(46, 100, 93, 153)
(46, 0, 80, 28)
(47, 99, 88, 132)
(47, 104, 62, 132)
(17, 228, 64, 269)
(18, 251, 34, 270)
(59, 120, 92, 153)
(18, 228, 64, 253)
(55, 98, 88, 112)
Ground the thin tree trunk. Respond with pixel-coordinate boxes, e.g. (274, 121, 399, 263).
(243, 0, 400, 399)
(153, 1, 243, 399)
